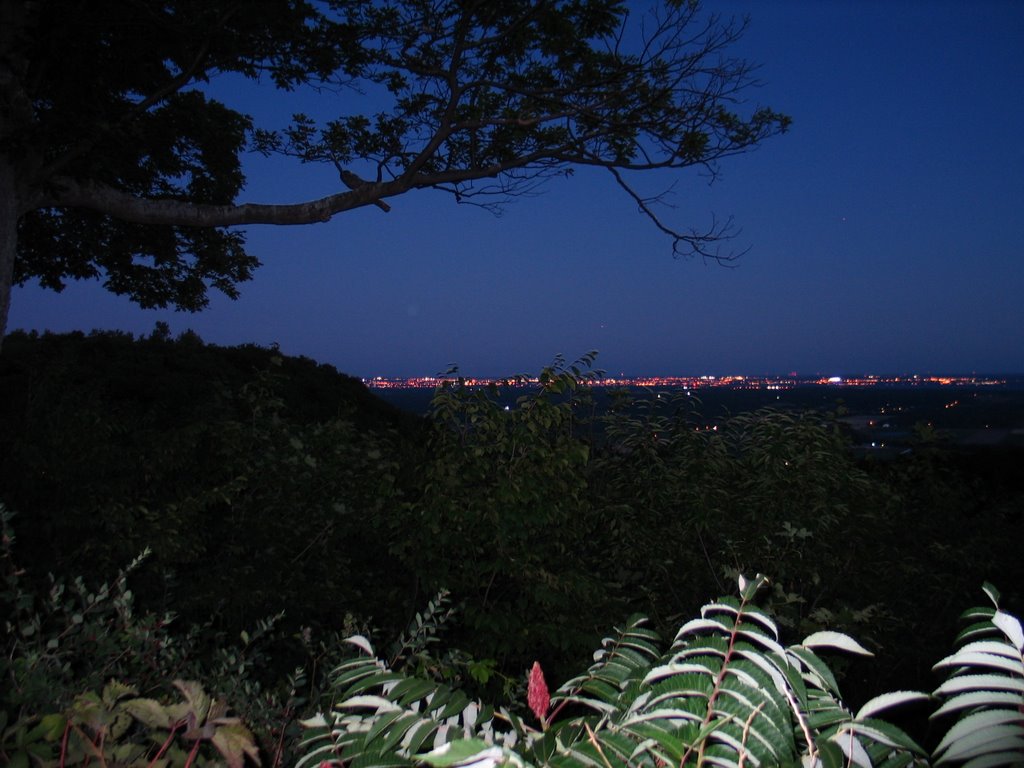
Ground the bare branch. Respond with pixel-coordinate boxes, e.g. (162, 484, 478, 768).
(604, 164, 742, 263)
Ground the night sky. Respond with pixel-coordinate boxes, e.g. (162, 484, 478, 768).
(9, 1, 1024, 377)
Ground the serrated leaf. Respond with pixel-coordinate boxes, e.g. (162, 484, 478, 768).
(933, 709, 1024, 757)
(420, 739, 501, 768)
(801, 631, 873, 657)
(933, 673, 1024, 696)
(830, 729, 872, 768)
(379, 713, 427, 755)
(934, 650, 1023, 675)
(855, 691, 931, 721)
(935, 726, 1024, 763)
(101, 680, 137, 706)
(625, 722, 690, 763)
(954, 640, 1023, 659)
(962, 751, 1024, 768)
(390, 677, 442, 706)
(956, 620, 1001, 646)
(992, 611, 1024, 652)
(210, 722, 260, 768)
(172, 680, 212, 722)
(404, 720, 439, 756)
(735, 649, 790, 697)
(366, 710, 407, 746)
(845, 719, 926, 755)
(122, 698, 173, 730)
(929, 690, 1023, 719)
(787, 646, 841, 696)
(643, 662, 715, 684)
(340, 695, 404, 712)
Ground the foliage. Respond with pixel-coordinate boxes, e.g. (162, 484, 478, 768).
(5, 0, 360, 311)
(3, 0, 790, 341)
(0, 329, 414, 638)
(297, 576, 1024, 768)
(2, 479, 1023, 766)
(1, 331, 1022, 745)
(929, 582, 1024, 767)
(397, 353, 620, 671)
(1, 503, 316, 766)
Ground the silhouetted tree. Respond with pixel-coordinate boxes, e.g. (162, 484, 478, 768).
(0, 0, 789, 342)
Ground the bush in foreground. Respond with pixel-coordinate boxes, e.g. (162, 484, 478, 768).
(4, 518, 1023, 768)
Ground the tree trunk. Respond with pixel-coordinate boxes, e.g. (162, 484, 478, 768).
(0, 156, 17, 350)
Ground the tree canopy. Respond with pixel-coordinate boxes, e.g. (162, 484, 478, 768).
(0, 0, 789, 341)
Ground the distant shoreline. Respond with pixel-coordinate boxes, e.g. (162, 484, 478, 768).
(366, 373, 1023, 390)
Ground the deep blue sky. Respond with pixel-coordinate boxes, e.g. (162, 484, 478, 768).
(10, 1, 1024, 377)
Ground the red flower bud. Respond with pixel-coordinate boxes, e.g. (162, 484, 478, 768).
(527, 661, 550, 723)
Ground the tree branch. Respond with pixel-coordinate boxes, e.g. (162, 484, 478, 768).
(35, 9, 234, 184)
(604, 164, 742, 263)
(37, 178, 376, 227)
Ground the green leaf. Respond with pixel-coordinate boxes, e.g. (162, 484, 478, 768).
(419, 739, 501, 768)
(347, 634, 376, 656)
(933, 673, 1024, 696)
(210, 722, 260, 768)
(623, 722, 691, 763)
(829, 728, 872, 768)
(123, 698, 173, 730)
(854, 691, 931, 721)
(929, 690, 1023, 719)
(981, 582, 1002, 607)
(993, 611, 1024, 652)
(933, 710, 1024, 759)
(954, 640, 1023, 659)
(172, 680, 212, 722)
(339, 695, 404, 713)
(801, 631, 873, 657)
(816, 739, 847, 768)
(787, 646, 841, 697)
(404, 720, 440, 757)
(737, 573, 770, 601)
(845, 719, 926, 755)
(934, 650, 1023, 675)
(366, 710, 408, 747)
(389, 678, 441, 707)
(935, 723, 1024, 764)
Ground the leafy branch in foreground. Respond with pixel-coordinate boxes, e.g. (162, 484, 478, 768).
(297, 575, 941, 768)
(929, 582, 1024, 766)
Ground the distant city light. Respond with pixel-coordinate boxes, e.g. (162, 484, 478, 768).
(363, 373, 1009, 390)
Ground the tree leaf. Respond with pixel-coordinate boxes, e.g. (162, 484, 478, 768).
(420, 739, 502, 768)
(801, 631, 874, 656)
(933, 650, 1023, 676)
(929, 690, 1023, 719)
(123, 698, 174, 730)
(854, 691, 931, 721)
(347, 634, 376, 656)
(933, 709, 1024, 758)
(338, 695, 403, 713)
(935, 725, 1024, 763)
(210, 722, 261, 768)
(992, 611, 1024, 652)
(932, 673, 1024, 696)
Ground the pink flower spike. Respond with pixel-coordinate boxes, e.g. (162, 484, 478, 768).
(528, 661, 550, 723)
